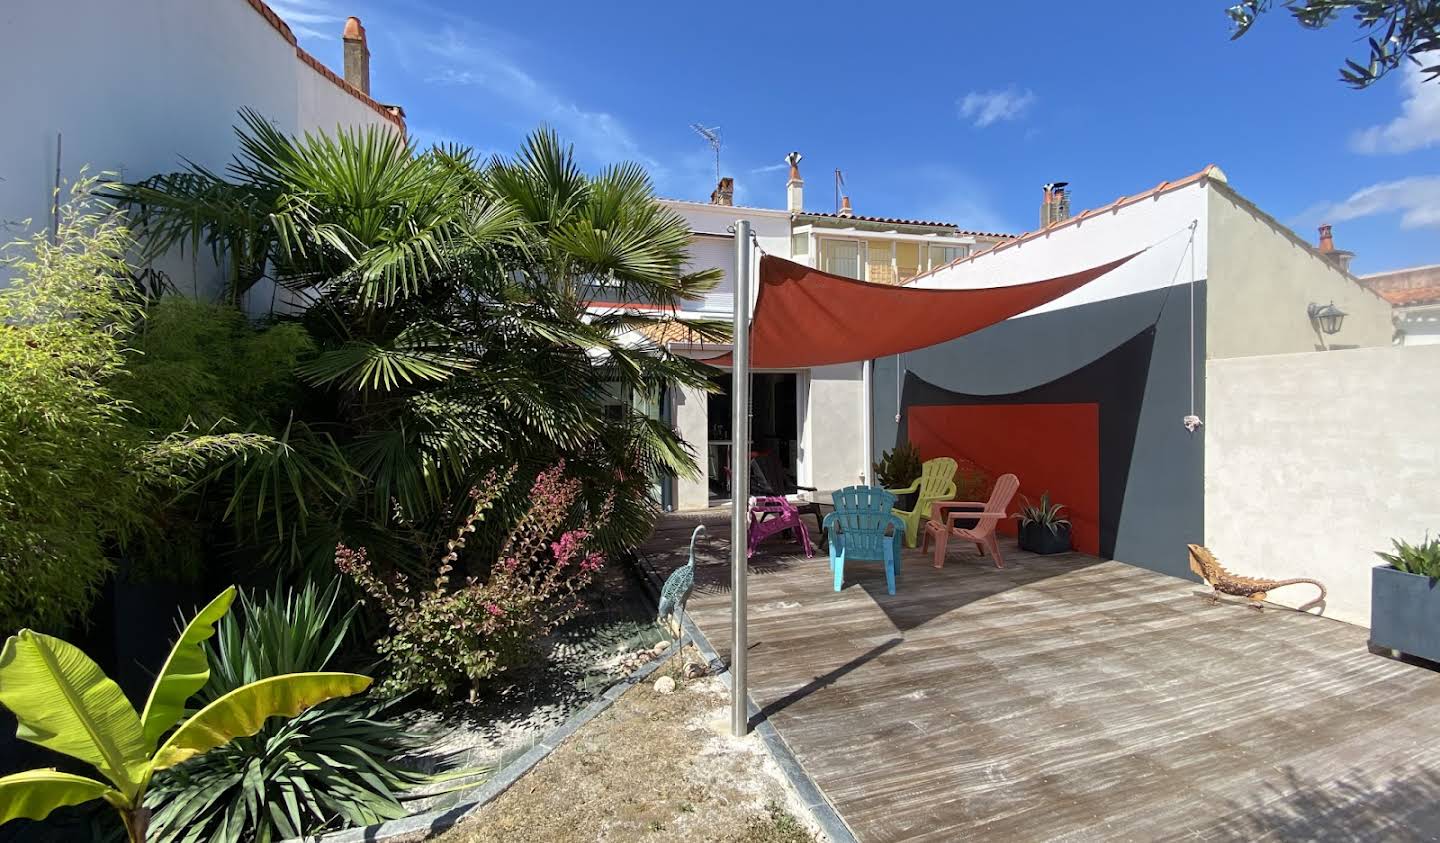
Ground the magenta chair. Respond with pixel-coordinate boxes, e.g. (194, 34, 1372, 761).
(747, 496, 815, 558)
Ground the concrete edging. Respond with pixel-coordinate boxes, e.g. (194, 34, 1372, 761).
(291, 644, 679, 843)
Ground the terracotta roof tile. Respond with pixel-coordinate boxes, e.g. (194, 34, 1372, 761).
(1377, 285, 1440, 306)
(634, 321, 719, 346)
(796, 210, 1014, 238)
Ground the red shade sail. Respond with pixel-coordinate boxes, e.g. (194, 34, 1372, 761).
(708, 253, 1138, 369)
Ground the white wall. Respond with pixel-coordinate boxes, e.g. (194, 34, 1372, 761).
(0, 0, 401, 293)
(1205, 345, 1440, 625)
(803, 363, 867, 491)
(662, 201, 791, 313)
(912, 179, 1211, 317)
(673, 382, 711, 510)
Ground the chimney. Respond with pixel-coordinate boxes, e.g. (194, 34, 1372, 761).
(342, 16, 370, 96)
(710, 176, 734, 206)
(785, 152, 804, 213)
(1040, 182, 1070, 227)
(1317, 224, 1355, 273)
(838, 195, 854, 218)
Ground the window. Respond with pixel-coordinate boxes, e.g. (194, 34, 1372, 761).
(928, 244, 968, 271)
(791, 233, 808, 256)
(866, 241, 896, 285)
(896, 242, 922, 281)
(819, 239, 862, 279)
(927, 243, 973, 269)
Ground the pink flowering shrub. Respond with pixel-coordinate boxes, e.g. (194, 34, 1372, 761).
(336, 462, 609, 700)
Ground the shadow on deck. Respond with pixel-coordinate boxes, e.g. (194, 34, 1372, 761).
(639, 511, 1440, 842)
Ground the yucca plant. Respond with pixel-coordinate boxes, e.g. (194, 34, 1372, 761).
(1015, 492, 1071, 534)
(874, 443, 923, 489)
(1376, 534, 1440, 579)
(0, 587, 370, 842)
(145, 579, 434, 842)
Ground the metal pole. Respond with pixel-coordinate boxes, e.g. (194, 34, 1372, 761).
(861, 358, 874, 484)
(50, 133, 62, 246)
(730, 219, 752, 737)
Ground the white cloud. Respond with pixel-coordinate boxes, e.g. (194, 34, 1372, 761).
(957, 87, 1036, 128)
(267, 0, 343, 40)
(1351, 55, 1440, 154)
(1300, 176, 1440, 230)
(749, 163, 789, 174)
(412, 25, 655, 171)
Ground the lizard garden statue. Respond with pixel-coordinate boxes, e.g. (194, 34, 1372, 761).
(1187, 544, 1326, 611)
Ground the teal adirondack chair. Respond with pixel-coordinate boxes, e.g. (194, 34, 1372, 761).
(822, 486, 906, 595)
(889, 457, 958, 548)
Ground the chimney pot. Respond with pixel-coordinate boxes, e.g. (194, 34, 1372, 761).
(342, 16, 371, 96)
(710, 176, 734, 206)
(838, 195, 853, 218)
(1041, 181, 1070, 227)
(785, 152, 804, 213)
(1316, 224, 1354, 272)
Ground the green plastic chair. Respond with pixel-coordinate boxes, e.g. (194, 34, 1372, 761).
(888, 457, 958, 548)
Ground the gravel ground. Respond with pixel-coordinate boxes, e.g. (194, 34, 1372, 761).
(397, 560, 669, 795)
(437, 656, 821, 843)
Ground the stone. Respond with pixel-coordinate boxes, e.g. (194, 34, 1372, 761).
(651, 640, 671, 655)
(653, 676, 677, 695)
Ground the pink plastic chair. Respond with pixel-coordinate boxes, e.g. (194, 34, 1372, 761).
(747, 496, 815, 558)
(920, 473, 1020, 569)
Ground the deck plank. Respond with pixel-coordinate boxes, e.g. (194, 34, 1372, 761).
(641, 512, 1440, 841)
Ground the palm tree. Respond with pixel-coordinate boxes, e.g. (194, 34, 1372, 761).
(115, 112, 728, 567)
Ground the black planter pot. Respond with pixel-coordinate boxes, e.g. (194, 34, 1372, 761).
(897, 491, 919, 512)
(1018, 522, 1071, 555)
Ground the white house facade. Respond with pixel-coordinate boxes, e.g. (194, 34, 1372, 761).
(0, 0, 404, 298)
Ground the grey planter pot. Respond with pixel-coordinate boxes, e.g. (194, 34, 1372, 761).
(1370, 565, 1440, 663)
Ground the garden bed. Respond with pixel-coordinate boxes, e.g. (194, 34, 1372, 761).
(436, 660, 820, 843)
(397, 560, 672, 809)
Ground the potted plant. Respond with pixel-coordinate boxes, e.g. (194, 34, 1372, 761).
(1015, 492, 1072, 555)
(874, 442, 923, 510)
(1371, 534, 1440, 663)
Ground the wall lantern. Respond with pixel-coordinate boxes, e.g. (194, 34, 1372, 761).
(1308, 301, 1346, 336)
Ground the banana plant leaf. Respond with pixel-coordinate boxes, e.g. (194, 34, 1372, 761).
(0, 769, 123, 825)
(152, 672, 371, 770)
(0, 631, 148, 798)
(139, 587, 238, 750)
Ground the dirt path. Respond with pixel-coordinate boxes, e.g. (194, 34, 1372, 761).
(439, 657, 821, 843)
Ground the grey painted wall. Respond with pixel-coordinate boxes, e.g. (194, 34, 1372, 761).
(872, 283, 1207, 580)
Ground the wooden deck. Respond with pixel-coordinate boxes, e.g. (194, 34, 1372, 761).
(641, 511, 1440, 842)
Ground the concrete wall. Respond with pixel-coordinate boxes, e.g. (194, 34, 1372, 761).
(1205, 185, 1394, 358)
(0, 0, 401, 293)
(1205, 345, 1440, 625)
(804, 364, 867, 491)
(673, 382, 711, 510)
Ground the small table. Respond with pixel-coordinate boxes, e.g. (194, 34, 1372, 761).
(792, 491, 834, 550)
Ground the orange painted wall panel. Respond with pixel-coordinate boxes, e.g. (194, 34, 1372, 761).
(908, 403, 1101, 555)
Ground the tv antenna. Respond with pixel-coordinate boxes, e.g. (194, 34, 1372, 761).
(690, 123, 722, 182)
(834, 168, 845, 214)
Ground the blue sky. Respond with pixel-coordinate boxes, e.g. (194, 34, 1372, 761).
(277, 0, 1438, 274)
